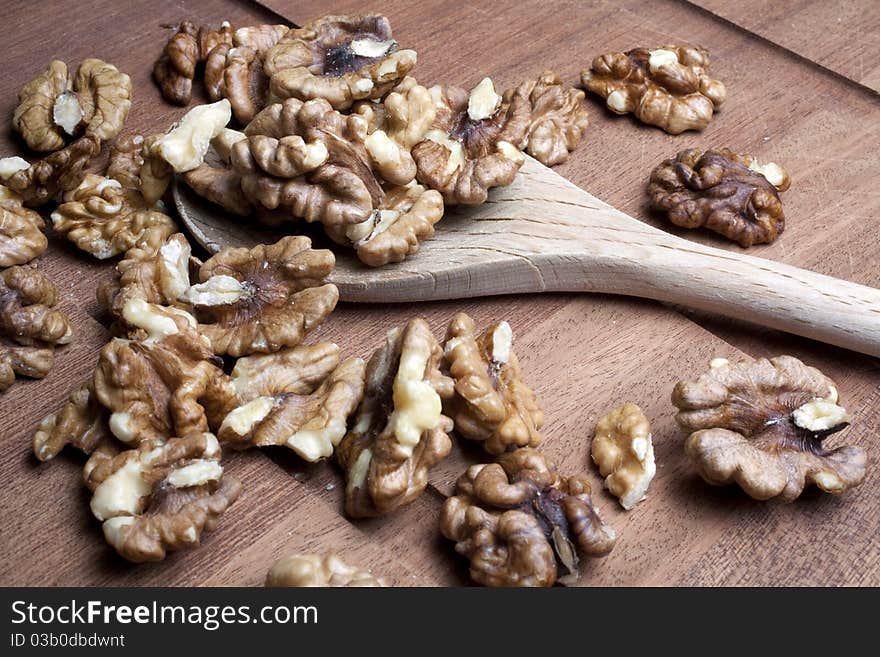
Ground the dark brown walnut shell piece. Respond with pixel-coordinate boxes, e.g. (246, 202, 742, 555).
(440, 448, 616, 587)
(648, 148, 790, 247)
(672, 355, 866, 501)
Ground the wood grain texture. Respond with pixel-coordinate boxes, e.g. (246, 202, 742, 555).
(0, 0, 877, 587)
(688, 0, 880, 92)
(177, 154, 880, 356)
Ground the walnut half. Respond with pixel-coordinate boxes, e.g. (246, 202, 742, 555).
(672, 356, 866, 501)
(648, 148, 790, 247)
(581, 45, 726, 134)
(591, 403, 655, 510)
(336, 318, 454, 518)
(441, 448, 616, 587)
(266, 553, 387, 587)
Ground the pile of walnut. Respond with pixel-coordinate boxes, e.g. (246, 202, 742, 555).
(0, 56, 133, 389)
(152, 14, 591, 267)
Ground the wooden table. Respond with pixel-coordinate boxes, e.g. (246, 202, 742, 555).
(1, 0, 877, 586)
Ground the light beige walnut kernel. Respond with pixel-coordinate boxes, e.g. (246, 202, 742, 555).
(151, 100, 232, 174)
(672, 356, 866, 502)
(266, 553, 387, 587)
(219, 342, 365, 461)
(84, 432, 241, 562)
(51, 174, 177, 259)
(442, 313, 543, 455)
(265, 14, 416, 111)
(33, 381, 111, 461)
(0, 135, 99, 206)
(592, 403, 655, 510)
(506, 71, 590, 166)
(648, 148, 789, 247)
(153, 21, 199, 105)
(93, 299, 237, 444)
(440, 448, 616, 587)
(412, 78, 531, 205)
(184, 235, 338, 357)
(13, 58, 131, 151)
(336, 319, 454, 518)
(581, 45, 726, 134)
(0, 185, 47, 266)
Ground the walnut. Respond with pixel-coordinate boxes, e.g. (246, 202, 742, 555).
(106, 134, 145, 189)
(0, 265, 73, 347)
(0, 265, 71, 391)
(13, 58, 131, 151)
(153, 21, 199, 105)
(0, 185, 47, 266)
(32, 381, 110, 461)
(0, 135, 99, 206)
(440, 448, 616, 587)
(352, 76, 436, 150)
(581, 45, 726, 134)
(266, 553, 387, 587)
(442, 313, 543, 455)
(672, 356, 867, 502)
(264, 14, 416, 111)
(648, 148, 790, 247)
(219, 343, 365, 461)
(591, 403, 655, 510)
(412, 78, 530, 205)
(181, 129, 252, 216)
(198, 21, 235, 59)
(0, 342, 53, 392)
(50, 173, 177, 259)
(150, 99, 232, 173)
(336, 319, 454, 518)
(203, 25, 288, 124)
(324, 182, 444, 267)
(183, 236, 338, 357)
(235, 97, 413, 226)
(505, 71, 589, 166)
(93, 299, 236, 445)
(84, 432, 241, 562)
(97, 229, 192, 321)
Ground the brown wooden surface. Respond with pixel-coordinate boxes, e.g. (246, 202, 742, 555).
(0, 0, 877, 586)
(690, 0, 880, 92)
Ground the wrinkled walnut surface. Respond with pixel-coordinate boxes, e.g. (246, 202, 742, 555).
(0, 135, 99, 206)
(185, 235, 338, 357)
(443, 313, 543, 454)
(506, 71, 589, 167)
(266, 553, 387, 587)
(412, 78, 529, 205)
(154, 21, 199, 105)
(0, 265, 72, 348)
(648, 148, 789, 247)
(592, 403, 655, 510)
(0, 185, 47, 267)
(13, 58, 131, 151)
(265, 14, 416, 111)
(85, 432, 240, 562)
(93, 300, 236, 445)
(581, 45, 726, 134)
(51, 174, 177, 259)
(219, 342, 365, 461)
(441, 448, 616, 587)
(336, 318, 453, 518)
(672, 356, 866, 501)
(33, 381, 110, 460)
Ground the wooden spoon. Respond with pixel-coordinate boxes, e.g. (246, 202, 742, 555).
(174, 155, 880, 357)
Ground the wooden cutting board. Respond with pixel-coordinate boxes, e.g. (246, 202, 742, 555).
(0, 0, 877, 586)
